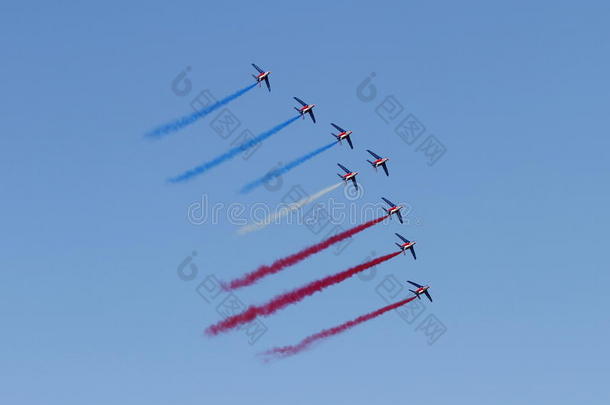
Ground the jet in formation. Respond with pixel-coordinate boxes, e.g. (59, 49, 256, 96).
(382, 197, 404, 223)
(251, 63, 271, 91)
(367, 150, 390, 176)
(337, 163, 358, 190)
(407, 281, 432, 302)
(293, 97, 316, 123)
(331, 123, 354, 149)
(395, 233, 416, 259)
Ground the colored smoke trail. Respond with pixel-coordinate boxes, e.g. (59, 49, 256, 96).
(261, 296, 417, 360)
(237, 182, 343, 235)
(224, 215, 388, 290)
(206, 251, 401, 336)
(146, 83, 257, 138)
(168, 116, 300, 183)
(239, 140, 339, 194)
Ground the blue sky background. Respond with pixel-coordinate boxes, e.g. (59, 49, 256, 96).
(1, 1, 609, 403)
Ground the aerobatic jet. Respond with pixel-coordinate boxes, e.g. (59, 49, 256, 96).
(407, 281, 433, 302)
(331, 123, 354, 149)
(337, 163, 358, 190)
(251, 63, 271, 91)
(366, 150, 390, 176)
(293, 97, 316, 123)
(382, 197, 404, 223)
(395, 233, 416, 259)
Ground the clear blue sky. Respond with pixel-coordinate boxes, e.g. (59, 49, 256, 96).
(1, 1, 609, 403)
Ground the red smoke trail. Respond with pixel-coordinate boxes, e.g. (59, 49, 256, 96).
(223, 215, 388, 290)
(262, 296, 417, 359)
(206, 250, 401, 336)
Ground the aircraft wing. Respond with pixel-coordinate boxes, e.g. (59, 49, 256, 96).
(424, 290, 433, 302)
(367, 149, 381, 159)
(395, 233, 409, 243)
(308, 109, 316, 123)
(351, 177, 358, 190)
(381, 162, 389, 176)
(293, 96, 307, 106)
(331, 123, 345, 132)
(337, 163, 351, 173)
(252, 63, 264, 73)
(407, 280, 423, 288)
(382, 197, 396, 207)
(410, 246, 417, 260)
(346, 135, 354, 149)
(264, 76, 271, 92)
(396, 210, 403, 224)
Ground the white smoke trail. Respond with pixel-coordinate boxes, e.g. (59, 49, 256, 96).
(238, 182, 343, 235)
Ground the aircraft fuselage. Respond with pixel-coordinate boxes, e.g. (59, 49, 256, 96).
(414, 286, 430, 296)
(373, 158, 389, 167)
(388, 206, 403, 215)
(401, 241, 416, 251)
(256, 71, 270, 81)
(338, 130, 352, 140)
(300, 105, 315, 114)
(342, 172, 358, 181)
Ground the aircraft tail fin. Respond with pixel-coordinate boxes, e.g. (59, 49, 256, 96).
(367, 159, 374, 166)
(409, 289, 420, 299)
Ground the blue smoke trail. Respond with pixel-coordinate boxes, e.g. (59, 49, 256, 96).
(169, 116, 300, 183)
(240, 140, 339, 194)
(146, 82, 257, 139)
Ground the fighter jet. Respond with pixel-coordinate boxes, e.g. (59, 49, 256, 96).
(251, 63, 271, 91)
(366, 150, 390, 176)
(337, 163, 358, 190)
(395, 233, 416, 259)
(331, 123, 354, 149)
(293, 97, 316, 123)
(407, 281, 432, 302)
(382, 197, 404, 223)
